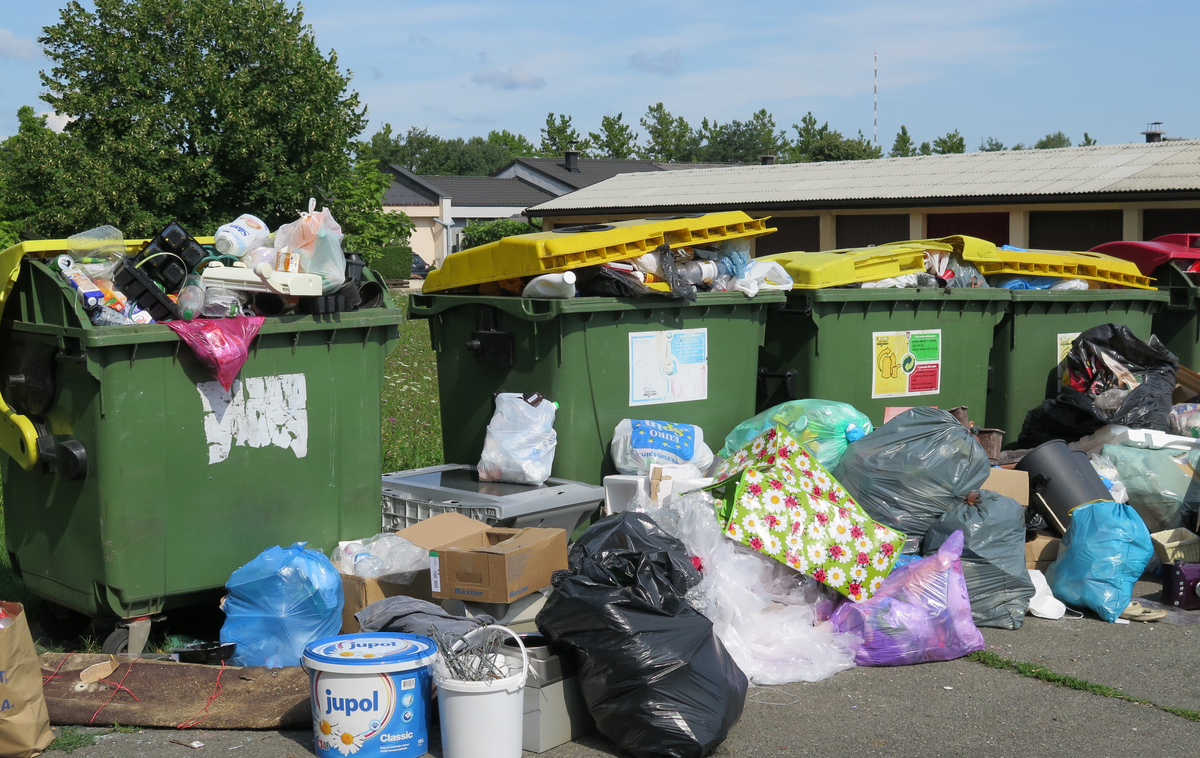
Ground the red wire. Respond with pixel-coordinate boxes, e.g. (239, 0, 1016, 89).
(42, 653, 73, 686)
(89, 658, 138, 725)
(177, 660, 226, 730)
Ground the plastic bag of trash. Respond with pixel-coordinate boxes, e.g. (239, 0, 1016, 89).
(1169, 403, 1200, 438)
(611, 419, 714, 475)
(943, 257, 990, 288)
(331, 533, 427, 582)
(734, 259, 794, 298)
(834, 407, 990, 545)
(1089, 452, 1129, 503)
(274, 199, 346, 294)
(923, 491, 1034, 629)
(654, 243, 697, 302)
(537, 512, 746, 758)
(1018, 324, 1178, 448)
(831, 530, 984, 666)
(719, 399, 872, 469)
(221, 542, 343, 668)
(477, 392, 557, 485)
(1046, 500, 1152, 622)
(167, 316, 264, 391)
(1100, 444, 1200, 532)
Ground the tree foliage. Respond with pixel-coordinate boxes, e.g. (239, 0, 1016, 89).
(540, 113, 591, 155)
(932, 130, 966, 154)
(979, 136, 1006, 152)
(638, 103, 700, 162)
(323, 161, 414, 262)
(785, 113, 882, 162)
(461, 218, 541, 249)
(890, 125, 917, 158)
(1079, 132, 1097, 147)
(1035, 131, 1072, 149)
(7, 0, 366, 237)
(588, 113, 638, 159)
(357, 125, 538, 176)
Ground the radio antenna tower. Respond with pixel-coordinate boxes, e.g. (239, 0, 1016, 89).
(873, 53, 878, 148)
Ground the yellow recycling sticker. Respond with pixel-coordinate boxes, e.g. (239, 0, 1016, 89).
(872, 330, 942, 399)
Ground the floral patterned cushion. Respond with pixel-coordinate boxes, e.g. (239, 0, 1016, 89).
(714, 426, 905, 602)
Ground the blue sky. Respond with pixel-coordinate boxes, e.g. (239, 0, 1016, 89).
(0, 0, 1196, 152)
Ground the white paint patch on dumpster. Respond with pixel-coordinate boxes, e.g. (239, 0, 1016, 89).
(196, 374, 309, 464)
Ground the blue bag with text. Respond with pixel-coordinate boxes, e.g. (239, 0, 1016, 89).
(610, 419, 714, 475)
(1045, 501, 1152, 623)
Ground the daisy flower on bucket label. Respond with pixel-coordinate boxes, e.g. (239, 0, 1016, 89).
(765, 535, 783, 554)
(764, 491, 786, 512)
(797, 477, 814, 493)
(828, 521, 851, 541)
(855, 537, 872, 553)
(835, 543, 854, 563)
(741, 513, 762, 533)
(727, 522, 743, 540)
(807, 520, 825, 539)
(813, 471, 832, 490)
(850, 564, 868, 582)
(872, 553, 890, 571)
(786, 533, 803, 550)
(807, 544, 826, 563)
(869, 576, 886, 594)
(826, 566, 847, 587)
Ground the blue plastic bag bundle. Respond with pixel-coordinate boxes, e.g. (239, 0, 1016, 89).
(719, 399, 872, 470)
(1045, 501, 1153, 623)
(221, 542, 344, 667)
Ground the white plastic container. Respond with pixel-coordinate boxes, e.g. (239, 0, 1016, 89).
(303, 632, 437, 758)
(214, 214, 270, 257)
(521, 271, 576, 299)
(436, 626, 528, 758)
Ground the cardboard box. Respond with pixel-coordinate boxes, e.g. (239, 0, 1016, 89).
(984, 468, 1029, 506)
(431, 522, 568, 604)
(1025, 531, 1061, 570)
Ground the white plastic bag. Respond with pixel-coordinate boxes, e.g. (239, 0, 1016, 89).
(274, 198, 346, 294)
(734, 259, 793, 298)
(610, 419, 714, 475)
(478, 393, 557, 485)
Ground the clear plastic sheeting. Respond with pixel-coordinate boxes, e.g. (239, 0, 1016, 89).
(718, 399, 872, 470)
(478, 393, 557, 485)
(220, 542, 343, 668)
(331, 533, 427, 582)
(1046, 501, 1153, 623)
(1088, 452, 1129, 503)
(638, 491, 859, 685)
(834, 407, 990, 545)
(1169, 404, 1200, 439)
(68, 225, 126, 282)
(831, 530, 985, 666)
(1100, 444, 1200, 532)
(923, 491, 1034, 629)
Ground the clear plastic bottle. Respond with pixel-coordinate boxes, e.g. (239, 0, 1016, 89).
(177, 274, 207, 320)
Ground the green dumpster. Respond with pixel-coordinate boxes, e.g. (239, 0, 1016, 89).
(1149, 264, 1200, 370)
(407, 291, 786, 484)
(985, 289, 1167, 445)
(757, 288, 1010, 427)
(0, 241, 401, 633)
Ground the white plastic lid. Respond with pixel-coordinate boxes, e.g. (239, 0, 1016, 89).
(303, 633, 437, 674)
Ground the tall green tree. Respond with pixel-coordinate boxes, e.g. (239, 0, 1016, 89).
(696, 109, 789, 164)
(8, 0, 366, 237)
(359, 126, 534, 176)
(638, 103, 700, 162)
(588, 113, 639, 159)
(1035, 131, 1072, 149)
(1079, 132, 1098, 147)
(487, 129, 539, 158)
(932, 129, 966, 154)
(979, 136, 1006, 152)
(539, 113, 591, 155)
(322, 160, 414, 262)
(784, 113, 881, 163)
(918, 141, 933, 155)
(890, 125, 917, 158)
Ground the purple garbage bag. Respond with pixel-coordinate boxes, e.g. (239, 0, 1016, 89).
(830, 530, 984, 666)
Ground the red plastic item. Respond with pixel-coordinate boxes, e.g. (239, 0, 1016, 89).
(167, 317, 264, 391)
(1090, 234, 1200, 276)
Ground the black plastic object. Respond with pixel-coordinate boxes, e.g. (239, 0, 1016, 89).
(655, 243, 697, 301)
(344, 252, 366, 281)
(923, 491, 1034, 629)
(834, 406, 991, 544)
(1016, 440, 1110, 533)
(35, 435, 88, 481)
(172, 641, 237, 665)
(574, 265, 664, 298)
(537, 512, 747, 758)
(464, 306, 514, 367)
(113, 261, 182, 322)
(1018, 324, 1178, 447)
(357, 280, 384, 309)
(251, 292, 286, 317)
(130, 221, 208, 292)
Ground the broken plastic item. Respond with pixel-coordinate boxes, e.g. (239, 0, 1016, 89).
(332, 533, 427, 582)
(831, 530, 985, 666)
(719, 398, 872, 469)
(201, 261, 323, 297)
(477, 393, 558, 486)
(89, 306, 126, 327)
(1027, 569, 1067, 619)
(680, 259, 717, 285)
(610, 419, 714, 475)
(220, 542, 344, 668)
(1088, 452, 1129, 503)
(1045, 500, 1153, 623)
(214, 214, 270, 257)
(734, 259, 794, 298)
(167, 316, 264, 391)
(521, 271, 577, 298)
(202, 287, 243, 318)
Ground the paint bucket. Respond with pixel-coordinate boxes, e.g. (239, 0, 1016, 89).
(435, 625, 529, 758)
(303, 632, 437, 758)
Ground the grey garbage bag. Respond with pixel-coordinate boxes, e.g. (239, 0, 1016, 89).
(923, 491, 1034, 629)
(355, 596, 494, 637)
(833, 407, 990, 546)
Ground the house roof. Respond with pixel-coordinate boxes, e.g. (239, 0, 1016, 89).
(416, 175, 556, 207)
(383, 165, 441, 206)
(530, 141, 1200, 214)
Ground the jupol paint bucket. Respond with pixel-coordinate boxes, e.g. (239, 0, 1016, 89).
(435, 626, 529, 758)
(303, 633, 437, 758)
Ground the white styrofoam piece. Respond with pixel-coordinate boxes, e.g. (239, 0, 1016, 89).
(603, 475, 648, 515)
(1070, 424, 1200, 456)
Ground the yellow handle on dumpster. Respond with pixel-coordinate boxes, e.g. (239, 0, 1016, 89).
(0, 243, 40, 471)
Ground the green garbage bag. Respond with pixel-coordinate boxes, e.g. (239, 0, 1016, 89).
(1100, 444, 1200, 532)
(719, 399, 872, 470)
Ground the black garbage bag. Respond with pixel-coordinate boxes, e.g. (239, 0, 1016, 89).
(1018, 324, 1177, 448)
(923, 491, 1034, 629)
(575, 265, 669, 298)
(537, 512, 746, 758)
(833, 406, 990, 545)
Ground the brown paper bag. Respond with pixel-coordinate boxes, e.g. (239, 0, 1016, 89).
(0, 603, 54, 757)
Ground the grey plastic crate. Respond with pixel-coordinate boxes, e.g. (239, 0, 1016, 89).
(381, 464, 604, 537)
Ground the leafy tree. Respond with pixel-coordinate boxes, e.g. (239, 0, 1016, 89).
(638, 103, 700, 162)
(461, 218, 541, 249)
(10, 0, 366, 237)
(1035, 131, 1071, 149)
(540, 113, 591, 155)
(918, 142, 932, 155)
(979, 136, 1006, 152)
(0, 106, 55, 243)
(890, 125, 917, 158)
(696, 109, 788, 164)
(1079, 132, 1098, 147)
(487, 129, 539, 158)
(359, 126, 520, 176)
(784, 113, 881, 162)
(1011, 142, 1027, 151)
(588, 113, 639, 159)
(932, 129, 966, 154)
(322, 161, 414, 262)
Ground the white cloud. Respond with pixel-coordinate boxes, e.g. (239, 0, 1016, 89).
(0, 28, 38, 61)
(470, 64, 545, 90)
(629, 48, 682, 76)
(40, 112, 74, 133)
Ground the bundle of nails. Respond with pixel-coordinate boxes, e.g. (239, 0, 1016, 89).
(432, 626, 509, 682)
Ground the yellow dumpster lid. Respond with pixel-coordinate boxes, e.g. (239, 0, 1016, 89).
(759, 243, 936, 289)
(3, 237, 217, 259)
(422, 212, 776, 293)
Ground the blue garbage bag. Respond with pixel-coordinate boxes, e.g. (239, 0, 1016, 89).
(220, 542, 344, 667)
(1045, 501, 1152, 623)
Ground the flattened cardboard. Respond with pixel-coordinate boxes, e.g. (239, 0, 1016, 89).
(984, 468, 1029, 507)
(1173, 365, 1200, 404)
(433, 527, 567, 604)
(1025, 531, 1061, 570)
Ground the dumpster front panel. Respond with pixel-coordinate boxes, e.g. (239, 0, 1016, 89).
(985, 290, 1166, 447)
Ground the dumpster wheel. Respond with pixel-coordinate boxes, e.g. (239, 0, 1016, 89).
(101, 627, 130, 655)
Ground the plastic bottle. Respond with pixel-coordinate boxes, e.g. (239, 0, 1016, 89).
(0, 608, 11, 630)
(214, 214, 270, 257)
(680, 260, 718, 285)
(521, 271, 577, 298)
(177, 274, 206, 320)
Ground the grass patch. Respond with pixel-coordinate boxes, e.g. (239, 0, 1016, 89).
(47, 726, 97, 754)
(968, 650, 1200, 722)
(381, 294, 443, 472)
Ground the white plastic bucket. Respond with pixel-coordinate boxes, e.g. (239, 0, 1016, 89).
(303, 632, 437, 758)
(435, 625, 529, 758)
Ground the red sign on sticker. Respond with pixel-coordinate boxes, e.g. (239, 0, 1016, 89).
(907, 364, 940, 393)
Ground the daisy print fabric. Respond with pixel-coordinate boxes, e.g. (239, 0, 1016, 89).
(715, 426, 905, 602)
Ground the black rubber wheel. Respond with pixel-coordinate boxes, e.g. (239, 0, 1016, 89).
(35, 602, 91, 641)
(101, 627, 130, 655)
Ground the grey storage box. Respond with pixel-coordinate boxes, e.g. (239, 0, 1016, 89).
(381, 464, 604, 536)
(501, 634, 595, 753)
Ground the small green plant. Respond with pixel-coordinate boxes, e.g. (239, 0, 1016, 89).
(381, 297, 443, 472)
(460, 219, 541, 250)
(48, 727, 97, 753)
